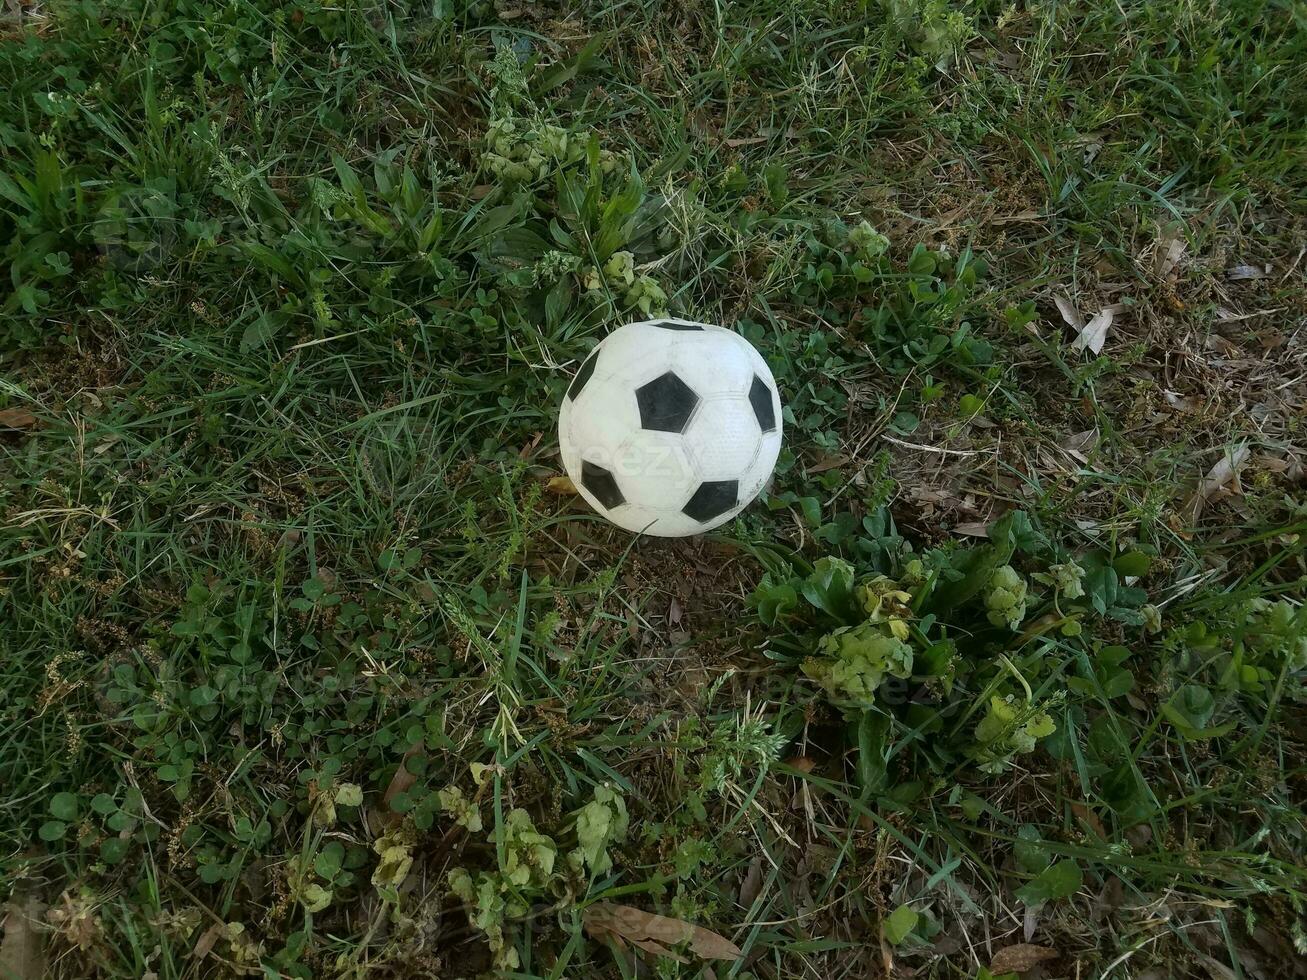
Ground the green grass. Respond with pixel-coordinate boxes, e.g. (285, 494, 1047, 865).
(2, 0, 1306, 977)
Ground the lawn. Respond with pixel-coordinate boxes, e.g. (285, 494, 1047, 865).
(2, 0, 1306, 977)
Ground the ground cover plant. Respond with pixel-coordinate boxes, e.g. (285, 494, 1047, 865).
(2, 0, 1306, 977)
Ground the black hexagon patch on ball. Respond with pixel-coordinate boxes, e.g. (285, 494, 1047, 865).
(567, 348, 600, 401)
(682, 479, 738, 523)
(649, 320, 704, 331)
(749, 375, 776, 432)
(636, 371, 699, 432)
(581, 460, 624, 509)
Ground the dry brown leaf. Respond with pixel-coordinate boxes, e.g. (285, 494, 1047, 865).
(1061, 428, 1098, 455)
(989, 210, 1041, 226)
(1071, 306, 1115, 354)
(0, 892, 47, 980)
(1227, 264, 1271, 281)
(1191, 445, 1250, 517)
(517, 430, 543, 459)
(1153, 230, 1187, 280)
(989, 943, 1058, 974)
(1254, 454, 1289, 475)
(45, 891, 99, 952)
(632, 937, 686, 962)
(1053, 294, 1083, 331)
(738, 857, 764, 908)
(806, 454, 850, 474)
(0, 408, 36, 429)
(1195, 952, 1238, 980)
(952, 521, 989, 538)
(192, 922, 225, 960)
(1162, 390, 1202, 413)
(546, 475, 578, 495)
(375, 742, 424, 830)
(583, 903, 742, 961)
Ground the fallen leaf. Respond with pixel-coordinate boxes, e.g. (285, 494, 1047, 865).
(192, 922, 225, 960)
(668, 596, 683, 626)
(1061, 428, 1099, 455)
(0, 408, 36, 429)
(376, 742, 424, 830)
(952, 521, 990, 538)
(1195, 952, 1238, 980)
(1153, 230, 1187, 280)
(1193, 445, 1250, 512)
(738, 857, 764, 908)
(989, 210, 1041, 226)
(0, 891, 47, 980)
(517, 430, 543, 459)
(584, 903, 742, 961)
(45, 891, 99, 951)
(1023, 904, 1038, 943)
(1053, 294, 1084, 331)
(632, 937, 686, 961)
(806, 454, 850, 474)
(723, 136, 767, 147)
(1071, 306, 1116, 355)
(989, 943, 1058, 974)
(546, 475, 578, 495)
(1226, 264, 1271, 281)
(1162, 390, 1202, 414)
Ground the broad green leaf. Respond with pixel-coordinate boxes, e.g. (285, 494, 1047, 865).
(883, 904, 918, 944)
(856, 711, 890, 795)
(1112, 551, 1152, 577)
(1016, 859, 1082, 905)
(39, 820, 67, 841)
(1014, 825, 1050, 874)
(315, 842, 345, 879)
(800, 556, 857, 621)
(754, 581, 799, 626)
(1162, 684, 1215, 731)
(49, 792, 78, 821)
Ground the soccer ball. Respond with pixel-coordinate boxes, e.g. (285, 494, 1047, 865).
(558, 318, 783, 537)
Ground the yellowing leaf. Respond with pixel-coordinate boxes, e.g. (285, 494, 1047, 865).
(547, 475, 578, 495)
(334, 782, 363, 807)
(300, 883, 333, 913)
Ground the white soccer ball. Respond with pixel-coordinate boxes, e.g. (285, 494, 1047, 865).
(558, 318, 783, 537)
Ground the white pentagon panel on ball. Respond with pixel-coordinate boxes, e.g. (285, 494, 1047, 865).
(612, 431, 699, 512)
(685, 395, 763, 483)
(557, 316, 784, 537)
(665, 329, 754, 398)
